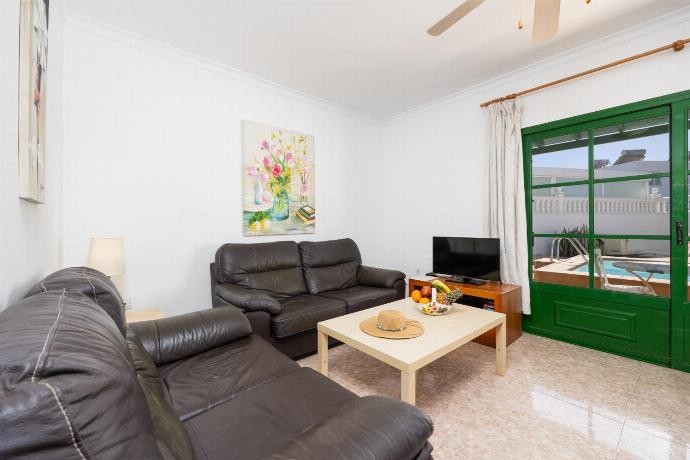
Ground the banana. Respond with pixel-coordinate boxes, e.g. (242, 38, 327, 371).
(431, 279, 451, 294)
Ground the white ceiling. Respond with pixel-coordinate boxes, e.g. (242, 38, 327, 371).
(63, 0, 690, 119)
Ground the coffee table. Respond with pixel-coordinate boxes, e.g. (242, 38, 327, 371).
(317, 298, 507, 405)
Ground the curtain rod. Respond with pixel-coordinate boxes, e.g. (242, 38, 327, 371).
(480, 38, 689, 109)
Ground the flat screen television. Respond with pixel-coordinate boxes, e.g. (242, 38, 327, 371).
(432, 236, 501, 284)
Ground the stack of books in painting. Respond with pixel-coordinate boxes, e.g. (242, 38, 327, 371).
(295, 205, 315, 225)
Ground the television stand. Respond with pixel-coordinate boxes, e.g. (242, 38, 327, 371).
(409, 276, 522, 348)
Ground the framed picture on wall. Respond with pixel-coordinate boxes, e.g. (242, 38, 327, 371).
(18, 0, 50, 203)
(242, 121, 315, 236)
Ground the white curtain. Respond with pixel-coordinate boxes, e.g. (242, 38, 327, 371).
(486, 99, 531, 314)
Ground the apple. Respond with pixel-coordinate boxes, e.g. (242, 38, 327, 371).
(420, 286, 432, 298)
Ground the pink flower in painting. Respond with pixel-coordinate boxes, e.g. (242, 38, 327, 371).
(304, 164, 312, 175)
(263, 156, 271, 168)
(300, 184, 309, 194)
(246, 166, 257, 177)
(258, 172, 269, 183)
(260, 140, 270, 150)
(275, 148, 285, 158)
(261, 191, 273, 204)
(272, 163, 283, 177)
(285, 152, 296, 168)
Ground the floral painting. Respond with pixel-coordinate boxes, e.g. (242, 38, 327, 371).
(18, 0, 50, 203)
(242, 121, 315, 236)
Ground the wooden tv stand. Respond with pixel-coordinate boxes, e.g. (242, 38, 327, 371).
(408, 277, 522, 348)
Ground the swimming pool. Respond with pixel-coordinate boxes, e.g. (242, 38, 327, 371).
(574, 260, 671, 280)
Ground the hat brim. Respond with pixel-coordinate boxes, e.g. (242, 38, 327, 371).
(359, 317, 424, 339)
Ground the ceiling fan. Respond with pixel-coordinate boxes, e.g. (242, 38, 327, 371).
(428, 0, 571, 43)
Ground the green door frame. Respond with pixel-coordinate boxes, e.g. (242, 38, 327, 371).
(671, 99, 690, 372)
(522, 89, 690, 370)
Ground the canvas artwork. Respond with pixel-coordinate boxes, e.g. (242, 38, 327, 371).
(18, 0, 50, 203)
(242, 121, 315, 236)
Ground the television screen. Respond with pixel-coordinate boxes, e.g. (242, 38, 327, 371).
(432, 236, 501, 281)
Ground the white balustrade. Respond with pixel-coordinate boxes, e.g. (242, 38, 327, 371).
(533, 196, 670, 215)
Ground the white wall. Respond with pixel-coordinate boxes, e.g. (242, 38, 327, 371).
(61, 19, 383, 315)
(0, 2, 63, 310)
(382, 10, 690, 279)
(61, 9, 690, 316)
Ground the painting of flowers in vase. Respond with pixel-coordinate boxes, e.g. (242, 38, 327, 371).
(242, 121, 315, 236)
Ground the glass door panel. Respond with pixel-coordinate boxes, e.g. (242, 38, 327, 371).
(531, 130, 588, 185)
(532, 236, 589, 288)
(594, 238, 670, 298)
(532, 183, 589, 234)
(593, 113, 670, 178)
(593, 177, 670, 235)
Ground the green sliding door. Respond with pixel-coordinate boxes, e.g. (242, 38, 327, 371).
(523, 90, 690, 369)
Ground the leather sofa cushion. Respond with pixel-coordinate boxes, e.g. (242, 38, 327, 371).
(183, 367, 357, 460)
(159, 335, 298, 420)
(25, 266, 127, 336)
(0, 291, 161, 459)
(215, 241, 307, 299)
(271, 295, 346, 338)
(319, 285, 400, 313)
(265, 395, 434, 460)
(126, 329, 194, 460)
(299, 238, 362, 294)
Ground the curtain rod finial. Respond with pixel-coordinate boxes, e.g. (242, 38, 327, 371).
(673, 40, 685, 52)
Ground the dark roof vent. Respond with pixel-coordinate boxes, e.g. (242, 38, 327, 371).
(613, 149, 646, 165)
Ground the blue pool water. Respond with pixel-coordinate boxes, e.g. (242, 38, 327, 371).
(574, 260, 671, 280)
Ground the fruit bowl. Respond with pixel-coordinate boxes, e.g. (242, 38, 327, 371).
(410, 279, 462, 316)
(417, 301, 452, 316)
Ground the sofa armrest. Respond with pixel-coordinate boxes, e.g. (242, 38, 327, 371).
(357, 265, 406, 289)
(214, 283, 281, 315)
(129, 306, 252, 366)
(265, 396, 433, 460)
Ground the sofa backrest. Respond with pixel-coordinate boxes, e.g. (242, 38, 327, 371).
(0, 290, 162, 459)
(25, 266, 127, 336)
(215, 241, 308, 299)
(299, 238, 362, 294)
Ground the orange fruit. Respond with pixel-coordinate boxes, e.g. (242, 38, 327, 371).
(411, 290, 422, 302)
(419, 297, 431, 304)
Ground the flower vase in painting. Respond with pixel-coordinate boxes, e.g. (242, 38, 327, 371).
(242, 121, 315, 236)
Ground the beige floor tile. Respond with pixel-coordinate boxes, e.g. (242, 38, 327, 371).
(465, 417, 587, 460)
(510, 389, 624, 458)
(417, 390, 513, 455)
(532, 365, 634, 422)
(616, 424, 690, 460)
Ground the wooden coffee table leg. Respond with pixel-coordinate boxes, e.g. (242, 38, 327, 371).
(401, 370, 416, 405)
(317, 329, 328, 377)
(496, 319, 507, 376)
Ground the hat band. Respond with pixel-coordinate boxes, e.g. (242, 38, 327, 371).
(376, 323, 407, 332)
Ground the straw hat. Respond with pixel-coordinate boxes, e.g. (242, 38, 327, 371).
(359, 310, 424, 339)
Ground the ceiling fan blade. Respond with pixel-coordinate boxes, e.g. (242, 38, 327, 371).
(532, 0, 561, 43)
(427, 0, 486, 36)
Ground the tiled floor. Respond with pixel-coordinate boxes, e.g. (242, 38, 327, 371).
(298, 333, 690, 460)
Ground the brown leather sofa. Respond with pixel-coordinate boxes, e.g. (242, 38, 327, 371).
(211, 238, 406, 358)
(0, 267, 433, 459)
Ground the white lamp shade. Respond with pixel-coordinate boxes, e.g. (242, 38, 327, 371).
(88, 238, 124, 276)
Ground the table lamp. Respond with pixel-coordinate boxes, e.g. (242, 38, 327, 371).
(88, 238, 124, 277)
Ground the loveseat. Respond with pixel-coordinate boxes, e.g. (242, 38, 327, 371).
(211, 238, 406, 358)
(0, 267, 434, 459)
